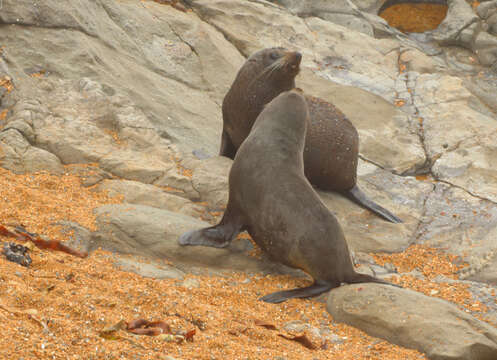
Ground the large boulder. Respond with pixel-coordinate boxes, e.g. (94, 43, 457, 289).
(327, 284, 497, 360)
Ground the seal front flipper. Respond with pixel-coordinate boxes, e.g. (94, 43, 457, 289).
(343, 185, 402, 224)
(259, 281, 339, 304)
(178, 221, 243, 248)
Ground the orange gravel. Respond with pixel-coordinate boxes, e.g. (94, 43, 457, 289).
(0, 166, 122, 239)
(0, 165, 490, 359)
(0, 250, 426, 360)
(379, 3, 448, 33)
(372, 244, 467, 280)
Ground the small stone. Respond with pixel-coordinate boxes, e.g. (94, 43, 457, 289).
(282, 320, 309, 333)
(384, 262, 397, 273)
(181, 278, 200, 289)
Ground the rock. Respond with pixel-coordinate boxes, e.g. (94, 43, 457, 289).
(467, 248, 497, 285)
(0, 129, 64, 174)
(275, 0, 356, 15)
(464, 74, 497, 115)
(180, 278, 200, 289)
(303, 17, 400, 101)
(414, 74, 497, 196)
(97, 179, 204, 217)
(432, 0, 479, 45)
(0, 0, 236, 156)
(274, 0, 374, 36)
(318, 161, 433, 253)
(154, 169, 200, 202)
(92, 204, 294, 275)
(472, 31, 497, 66)
(488, 13, 497, 36)
(477, 1, 497, 19)
(399, 48, 444, 74)
(327, 284, 497, 360)
(57, 221, 94, 255)
(432, 138, 497, 203)
(320, 13, 374, 36)
(99, 150, 171, 184)
(66, 165, 112, 187)
(416, 183, 497, 280)
(189, 0, 315, 58)
(191, 156, 232, 210)
(282, 320, 310, 333)
(115, 257, 185, 280)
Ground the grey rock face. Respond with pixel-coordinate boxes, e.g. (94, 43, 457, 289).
(327, 284, 497, 360)
(92, 204, 290, 274)
(115, 257, 185, 280)
(57, 221, 94, 254)
(477, 1, 497, 19)
(416, 184, 497, 284)
(96, 179, 205, 218)
(191, 156, 232, 210)
(0, 0, 239, 156)
(431, 0, 479, 44)
(319, 161, 433, 253)
(0, 129, 64, 174)
(272, 0, 374, 35)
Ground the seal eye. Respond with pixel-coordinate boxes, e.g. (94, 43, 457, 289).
(269, 52, 280, 60)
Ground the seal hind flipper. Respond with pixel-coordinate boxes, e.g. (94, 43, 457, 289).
(259, 281, 338, 304)
(348, 273, 403, 288)
(344, 185, 402, 223)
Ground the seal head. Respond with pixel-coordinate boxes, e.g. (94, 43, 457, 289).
(221, 47, 302, 158)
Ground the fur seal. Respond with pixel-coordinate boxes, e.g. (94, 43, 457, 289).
(221, 47, 401, 223)
(179, 90, 398, 303)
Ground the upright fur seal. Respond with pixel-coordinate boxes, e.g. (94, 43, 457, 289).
(221, 47, 401, 223)
(179, 90, 398, 303)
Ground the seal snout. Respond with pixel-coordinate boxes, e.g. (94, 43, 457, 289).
(285, 51, 302, 74)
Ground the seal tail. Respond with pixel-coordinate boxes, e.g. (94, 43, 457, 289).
(348, 273, 403, 288)
(344, 185, 402, 223)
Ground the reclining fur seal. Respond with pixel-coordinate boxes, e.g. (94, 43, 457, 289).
(220, 47, 401, 223)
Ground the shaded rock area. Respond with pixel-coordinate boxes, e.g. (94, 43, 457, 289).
(1, 0, 497, 358)
(327, 284, 497, 360)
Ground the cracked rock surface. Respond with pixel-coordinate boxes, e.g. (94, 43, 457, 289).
(1, 0, 497, 358)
